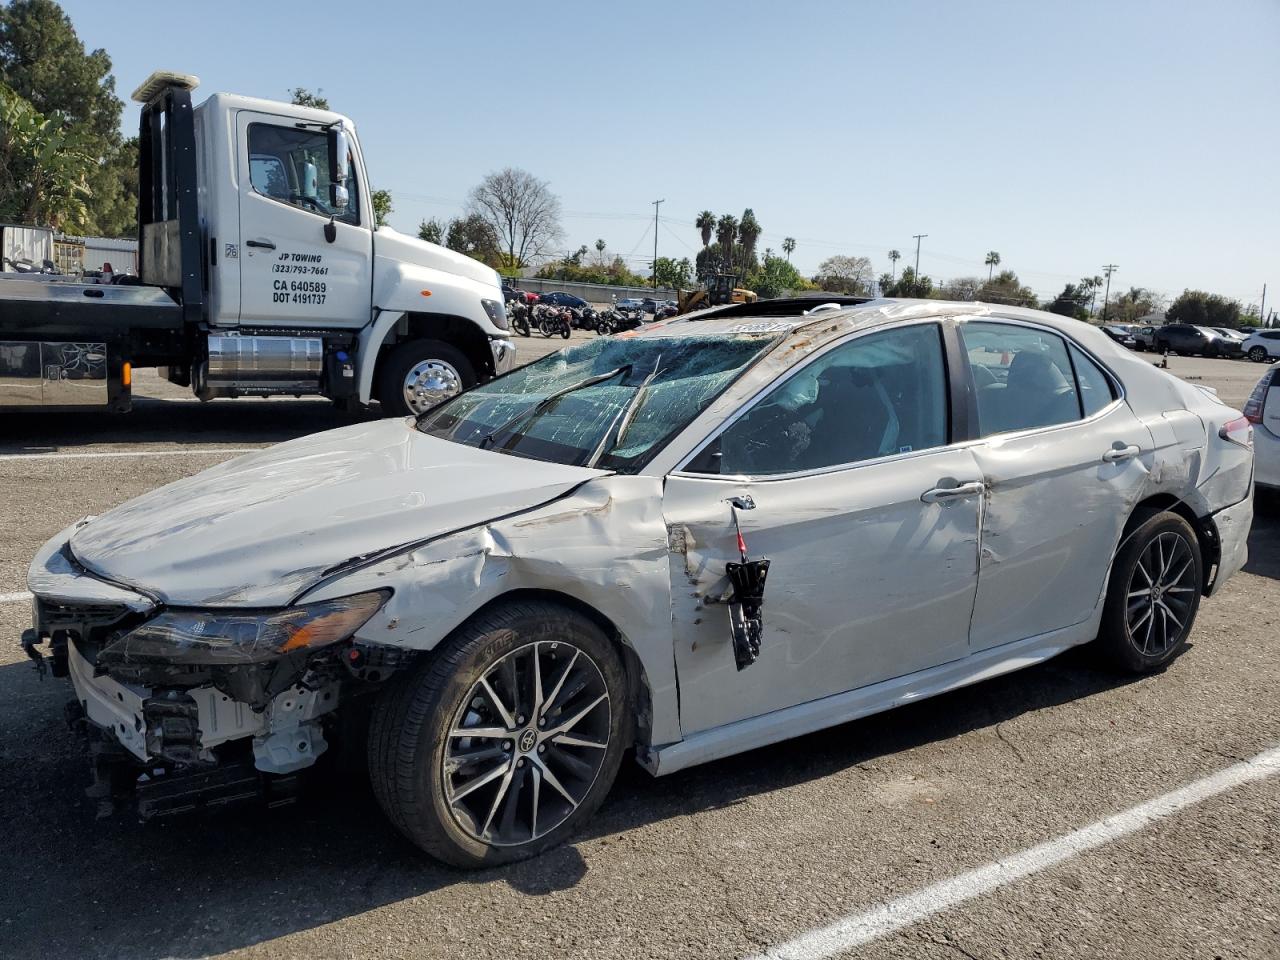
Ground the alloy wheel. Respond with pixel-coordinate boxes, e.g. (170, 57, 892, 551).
(442, 641, 611, 847)
(402, 359, 462, 414)
(1125, 531, 1197, 657)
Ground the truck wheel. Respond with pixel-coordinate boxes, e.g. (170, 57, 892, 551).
(377, 339, 476, 417)
(367, 601, 629, 868)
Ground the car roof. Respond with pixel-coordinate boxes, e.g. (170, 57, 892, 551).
(636, 297, 1104, 350)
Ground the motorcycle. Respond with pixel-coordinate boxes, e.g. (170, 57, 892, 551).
(508, 299, 532, 337)
(537, 305, 572, 339)
(572, 306, 600, 331)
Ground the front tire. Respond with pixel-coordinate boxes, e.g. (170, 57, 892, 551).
(1097, 511, 1202, 673)
(367, 601, 629, 868)
(1250, 346, 1268, 363)
(376, 339, 476, 417)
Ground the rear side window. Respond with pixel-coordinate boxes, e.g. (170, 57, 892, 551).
(962, 322, 1080, 436)
(1070, 344, 1116, 417)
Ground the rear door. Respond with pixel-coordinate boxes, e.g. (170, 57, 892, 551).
(960, 320, 1152, 651)
(235, 111, 373, 329)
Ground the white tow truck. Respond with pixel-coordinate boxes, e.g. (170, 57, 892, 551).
(0, 71, 515, 416)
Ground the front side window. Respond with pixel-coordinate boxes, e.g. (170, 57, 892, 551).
(962, 322, 1081, 436)
(247, 123, 359, 224)
(690, 323, 948, 476)
(417, 333, 777, 473)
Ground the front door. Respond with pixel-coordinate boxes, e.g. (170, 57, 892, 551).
(959, 320, 1154, 651)
(664, 322, 984, 736)
(235, 111, 372, 329)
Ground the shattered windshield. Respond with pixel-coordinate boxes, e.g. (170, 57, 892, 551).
(417, 334, 777, 472)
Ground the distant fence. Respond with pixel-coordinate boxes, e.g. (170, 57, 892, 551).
(506, 277, 677, 304)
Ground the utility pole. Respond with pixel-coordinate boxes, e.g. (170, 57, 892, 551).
(1101, 264, 1118, 322)
(912, 234, 927, 277)
(651, 199, 664, 290)
(1260, 283, 1267, 326)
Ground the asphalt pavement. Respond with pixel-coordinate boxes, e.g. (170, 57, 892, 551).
(0, 348, 1276, 960)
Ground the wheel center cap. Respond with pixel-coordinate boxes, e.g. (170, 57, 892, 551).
(518, 729, 537, 753)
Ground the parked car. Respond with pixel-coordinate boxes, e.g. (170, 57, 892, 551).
(1100, 325, 1138, 348)
(1132, 325, 1158, 351)
(1242, 329, 1280, 363)
(615, 297, 645, 311)
(1245, 363, 1279, 490)
(501, 283, 539, 305)
(1152, 324, 1242, 357)
(25, 299, 1253, 867)
(539, 292, 589, 309)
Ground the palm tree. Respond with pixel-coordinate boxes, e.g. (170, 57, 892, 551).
(984, 250, 1001, 282)
(738, 208, 762, 267)
(782, 237, 796, 262)
(716, 214, 738, 272)
(695, 211, 715, 248)
(888, 249, 901, 282)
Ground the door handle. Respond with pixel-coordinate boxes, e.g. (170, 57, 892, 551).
(245, 239, 276, 250)
(1102, 443, 1140, 463)
(921, 480, 985, 503)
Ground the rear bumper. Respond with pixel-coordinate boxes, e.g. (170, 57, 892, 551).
(1254, 429, 1280, 489)
(1208, 495, 1252, 594)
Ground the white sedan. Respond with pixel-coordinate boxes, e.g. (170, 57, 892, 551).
(25, 298, 1254, 867)
(1245, 363, 1279, 488)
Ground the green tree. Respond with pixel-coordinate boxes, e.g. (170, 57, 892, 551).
(984, 250, 1001, 282)
(417, 217, 445, 244)
(444, 214, 501, 263)
(715, 214, 738, 271)
(1046, 282, 1091, 320)
(782, 237, 796, 262)
(652, 256, 692, 290)
(289, 87, 329, 110)
(0, 0, 130, 235)
(1166, 289, 1241, 328)
(888, 248, 901, 281)
(372, 189, 393, 227)
(745, 253, 811, 299)
(0, 83, 93, 229)
(977, 269, 1037, 307)
(883, 266, 934, 298)
(696, 210, 716, 248)
(737, 208, 762, 267)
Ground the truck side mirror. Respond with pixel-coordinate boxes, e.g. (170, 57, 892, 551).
(330, 182, 349, 213)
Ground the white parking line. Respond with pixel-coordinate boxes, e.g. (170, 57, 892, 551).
(0, 591, 32, 604)
(749, 745, 1280, 960)
(0, 448, 259, 462)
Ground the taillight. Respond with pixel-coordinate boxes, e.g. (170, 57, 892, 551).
(1219, 415, 1253, 449)
(1243, 368, 1277, 424)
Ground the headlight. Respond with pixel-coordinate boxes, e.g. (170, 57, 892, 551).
(98, 590, 389, 667)
(481, 298, 509, 330)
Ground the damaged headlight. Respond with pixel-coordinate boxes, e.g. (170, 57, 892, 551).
(98, 590, 389, 667)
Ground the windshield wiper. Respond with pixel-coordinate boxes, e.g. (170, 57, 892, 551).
(477, 364, 633, 452)
(586, 355, 663, 468)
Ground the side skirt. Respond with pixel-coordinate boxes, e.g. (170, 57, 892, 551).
(642, 621, 1096, 777)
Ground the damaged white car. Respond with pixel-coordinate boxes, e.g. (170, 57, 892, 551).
(25, 298, 1254, 867)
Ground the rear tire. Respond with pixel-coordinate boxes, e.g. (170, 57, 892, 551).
(367, 601, 629, 868)
(1097, 511, 1202, 673)
(376, 339, 476, 417)
(1250, 346, 1268, 363)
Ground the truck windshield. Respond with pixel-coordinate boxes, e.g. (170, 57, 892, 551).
(417, 334, 777, 472)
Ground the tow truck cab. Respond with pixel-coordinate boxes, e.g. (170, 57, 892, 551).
(0, 71, 515, 415)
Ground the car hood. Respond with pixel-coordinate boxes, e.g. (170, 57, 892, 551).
(69, 418, 604, 607)
(373, 227, 498, 288)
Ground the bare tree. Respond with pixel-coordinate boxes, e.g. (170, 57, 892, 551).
(466, 168, 563, 268)
(815, 254, 873, 294)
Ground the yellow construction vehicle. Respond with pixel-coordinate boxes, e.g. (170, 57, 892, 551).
(677, 273, 758, 314)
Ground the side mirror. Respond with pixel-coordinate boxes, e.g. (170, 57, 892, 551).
(330, 182, 349, 212)
(328, 124, 350, 196)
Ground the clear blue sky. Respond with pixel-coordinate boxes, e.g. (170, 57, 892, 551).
(60, 0, 1278, 308)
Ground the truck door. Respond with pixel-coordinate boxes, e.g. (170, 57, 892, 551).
(235, 112, 372, 329)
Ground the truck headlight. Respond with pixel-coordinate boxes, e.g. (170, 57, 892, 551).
(481, 298, 509, 331)
(98, 590, 389, 667)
